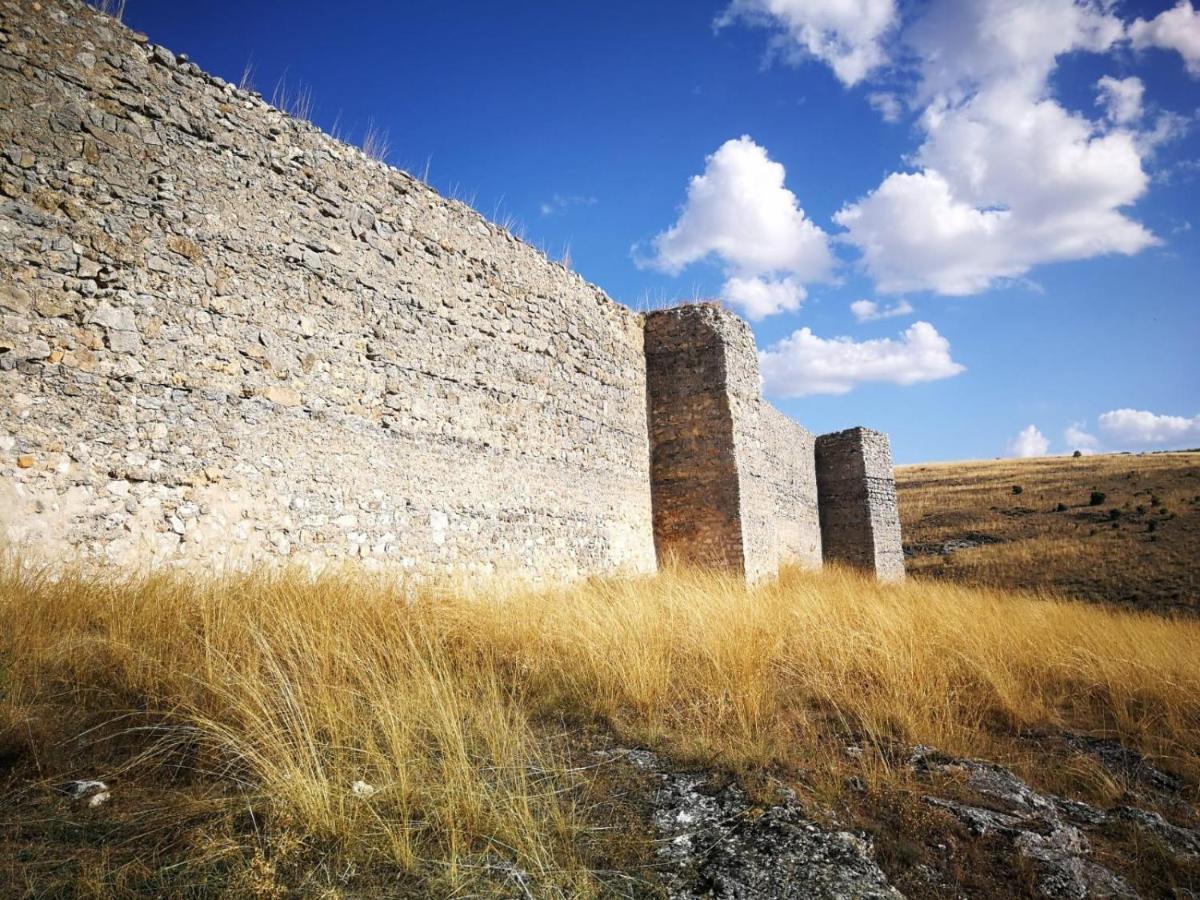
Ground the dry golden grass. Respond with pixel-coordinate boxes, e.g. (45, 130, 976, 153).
(898, 451, 1200, 613)
(2, 560, 1199, 895)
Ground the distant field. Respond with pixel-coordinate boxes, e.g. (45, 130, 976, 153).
(897, 451, 1200, 614)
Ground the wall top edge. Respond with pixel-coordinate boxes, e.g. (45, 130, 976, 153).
(43, 0, 641, 318)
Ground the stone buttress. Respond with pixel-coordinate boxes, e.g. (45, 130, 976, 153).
(814, 428, 905, 581)
(643, 305, 824, 581)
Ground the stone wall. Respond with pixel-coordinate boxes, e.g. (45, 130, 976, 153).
(644, 305, 822, 580)
(721, 316, 823, 580)
(814, 428, 905, 581)
(0, 0, 898, 583)
(756, 406, 823, 570)
(0, 0, 655, 577)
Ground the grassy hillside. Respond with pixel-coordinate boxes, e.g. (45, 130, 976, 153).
(2, 562, 1197, 896)
(897, 451, 1200, 615)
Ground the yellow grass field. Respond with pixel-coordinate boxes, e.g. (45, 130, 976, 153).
(897, 451, 1200, 614)
(2, 559, 1197, 896)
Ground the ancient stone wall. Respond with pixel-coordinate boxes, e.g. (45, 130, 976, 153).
(814, 428, 905, 581)
(0, 0, 898, 583)
(644, 305, 822, 580)
(721, 317, 823, 580)
(0, 0, 655, 576)
(756, 406, 823, 570)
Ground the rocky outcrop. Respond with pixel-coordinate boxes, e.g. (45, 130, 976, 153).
(911, 745, 1199, 898)
(617, 749, 903, 899)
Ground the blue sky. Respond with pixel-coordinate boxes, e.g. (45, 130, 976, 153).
(119, 0, 1199, 463)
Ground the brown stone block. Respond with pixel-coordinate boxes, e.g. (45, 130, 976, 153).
(815, 428, 904, 582)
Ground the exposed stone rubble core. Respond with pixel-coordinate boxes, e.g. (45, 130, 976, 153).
(0, 0, 902, 581)
(816, 427, 906, 581)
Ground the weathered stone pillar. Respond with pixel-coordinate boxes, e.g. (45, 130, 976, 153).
(644, 305, 751, 575)
(814, 427, 905, 581)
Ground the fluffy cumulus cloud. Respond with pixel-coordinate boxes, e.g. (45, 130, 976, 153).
(1008, 425, 1050, 458)
(831, 0, 1165, 296)
(644, 136, 833, 319)
(759, 320, 963, 396)
(1097, 408, 1200, 445)
(724, 275, 806, 318)
(904, 0, 1124, 102)
(717, 0, 899, 87)
(1096, 75, 1145, 125)
(1064, 422, 1101, 454)
(1130, 1, 1200, 77)
(712, 0, 1198, 298)
(850, 298, 913, 321)
(676, 1, 1197, 307)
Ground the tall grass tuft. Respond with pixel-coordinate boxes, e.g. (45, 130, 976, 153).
(89, 0, 126, 21)
(360, 119, 391, 163)
(2, 560, 1198, 893)
(270, 75, 314, 123)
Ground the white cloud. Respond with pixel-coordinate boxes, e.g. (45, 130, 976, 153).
(850, 298, 914, 321)
(643, 136, 833, 319)
(711, 1, 1190, 300)
(1096, 75, 1144, 125)
(1136, 110, 1192, 157)
(723, 275, 805, 319)
(1008, 425, 1050, 458)
(1130, 1, 1200, 77)
(759, 320, 964, 397)
(540, 194, 597, 216)
(1064, 422, 1101, 454)
(832, 0, 1161, 296)
(1097, 408, 1200, 445)
(868, 91, 903, 122)
(906, 0, 1124, 103)
(717, 0, 899, 87)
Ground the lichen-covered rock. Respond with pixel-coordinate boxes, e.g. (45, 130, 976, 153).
(621, 749, 903, 899)
(59, 779, 110, 807)
(911, 746, 1200, 898)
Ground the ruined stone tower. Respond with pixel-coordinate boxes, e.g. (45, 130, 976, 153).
(0, 0, 902, 583)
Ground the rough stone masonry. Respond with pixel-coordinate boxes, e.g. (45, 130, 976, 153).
(0, 0, 902, 582)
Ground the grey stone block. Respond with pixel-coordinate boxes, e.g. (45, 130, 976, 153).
(815, 428, 905, 582)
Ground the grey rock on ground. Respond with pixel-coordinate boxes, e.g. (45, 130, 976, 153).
(618, 749, 903, 899)
(58, 779, 110, 807)
(911, 745, 1200, 898)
